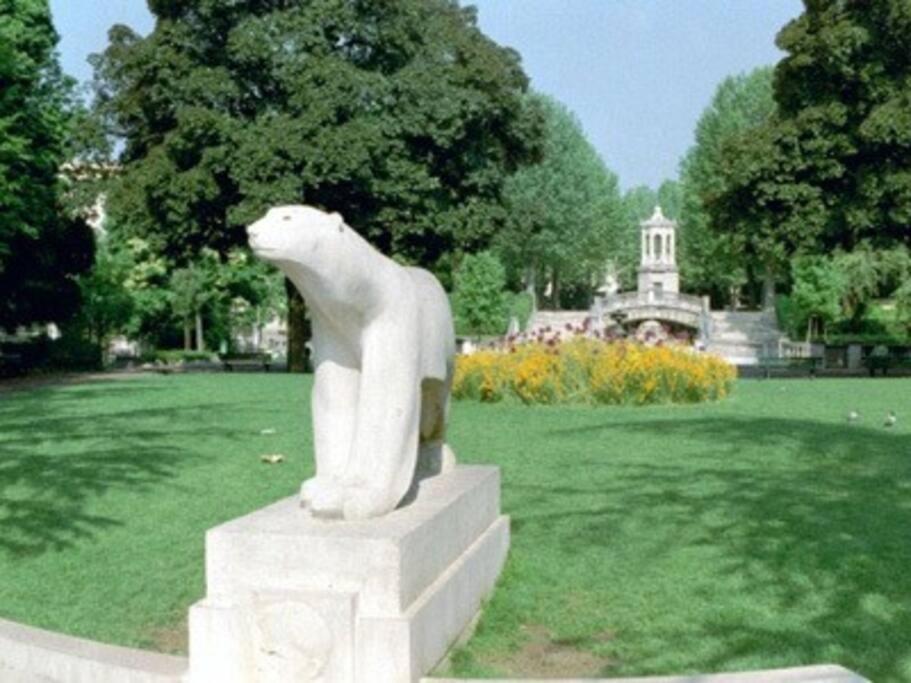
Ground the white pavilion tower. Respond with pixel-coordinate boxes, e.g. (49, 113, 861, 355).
(637, 206, 679, 297)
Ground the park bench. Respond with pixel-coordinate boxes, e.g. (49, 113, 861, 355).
(758, 355, 822, 379)
(220, 353, 273, 372)
(865, 354, 911, 377)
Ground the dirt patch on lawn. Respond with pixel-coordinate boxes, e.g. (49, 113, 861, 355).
(484, 623, 613, 677)
(147, 619, 188, 655)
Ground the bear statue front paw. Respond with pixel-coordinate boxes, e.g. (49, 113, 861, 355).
(300, 476, 346, 518)
(341, 484, 395, 521)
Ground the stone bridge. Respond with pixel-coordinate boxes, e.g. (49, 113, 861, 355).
(598, 291, 710, 332)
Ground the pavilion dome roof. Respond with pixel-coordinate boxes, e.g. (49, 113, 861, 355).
(640, 205, 677, 230)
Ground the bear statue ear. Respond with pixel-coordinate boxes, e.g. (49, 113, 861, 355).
(331, 212, 345, 233)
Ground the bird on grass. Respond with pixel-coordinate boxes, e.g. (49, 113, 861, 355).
(846, 410, 861, 423)
(260, 454, 285, 464)
(884, 411, 897, 428)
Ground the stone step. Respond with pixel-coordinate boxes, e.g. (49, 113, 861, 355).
(712, 330, 778, 337)
(711, 319, 777, 329)
(706, 342, 770, 366)
(527, 311, 589, 332)
(711, 310, 776, 319)
(708, 310, 785, 361)
(710, 331, 783, 343)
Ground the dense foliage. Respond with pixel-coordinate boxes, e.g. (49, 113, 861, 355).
(454, 337, 736, 405)
(87, 0, 542, 368)
(709, 0, 911, 273)
(678, 67, 776, 305)
(497, 92, 624, 308)
(0, 0, 93, 330)
(73, 241, 135, 354)
(777, 244, 911, 342)
(92, 0, 541, 271)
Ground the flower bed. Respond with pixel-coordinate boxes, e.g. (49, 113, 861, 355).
(453, 337, 736, 405)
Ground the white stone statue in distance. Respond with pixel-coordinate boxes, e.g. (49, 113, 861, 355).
(248, 205, 456, 520)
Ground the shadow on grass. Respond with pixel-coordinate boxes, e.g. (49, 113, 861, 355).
(0, 380, 245, 558)
(511, 416, 911, 680)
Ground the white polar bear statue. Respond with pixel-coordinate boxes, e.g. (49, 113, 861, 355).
(247, 205, 456, 520)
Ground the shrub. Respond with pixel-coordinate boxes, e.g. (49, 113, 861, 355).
(506, 291, 535, 330)
(139, 349, 216, 364)
(775, 294, 802, 340)
(0, 334, 102, 372)
(453, 338, 736, 406)
(791, 256, 845, 340)
(48, 335, 103, 371)
(452, 252, 508, 335)
(896, 282, 911, 337)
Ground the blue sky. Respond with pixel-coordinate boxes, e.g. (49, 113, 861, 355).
(49, 0, 802, 190)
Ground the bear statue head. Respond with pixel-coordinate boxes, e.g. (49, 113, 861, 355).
(247, 205, 346, 266)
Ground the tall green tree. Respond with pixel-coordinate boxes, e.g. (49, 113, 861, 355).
(169, 250, 221, 352)
(0, 0, 94, 330)
(92, 0, 539, 367)
(497, 92, 624, 309)
(73, 240, 134, 358)
(791, 256, 845, 341)
(678, 67, 776, 306)
(709, 1, 911, 291)
(212, 248, 286, 352)
(656, 179, 682, 221)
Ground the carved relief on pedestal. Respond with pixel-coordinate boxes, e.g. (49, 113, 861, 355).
(253, 599, 333, 682)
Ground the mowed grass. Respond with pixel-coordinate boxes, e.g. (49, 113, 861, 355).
(1, 374, 910, 680)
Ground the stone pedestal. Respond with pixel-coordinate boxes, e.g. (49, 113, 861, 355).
(187, 466, 509, 683)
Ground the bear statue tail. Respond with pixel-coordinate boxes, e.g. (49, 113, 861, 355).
(415, 440, 456, 480)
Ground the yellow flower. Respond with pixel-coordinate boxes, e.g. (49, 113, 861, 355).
(453, 338, 735, 406)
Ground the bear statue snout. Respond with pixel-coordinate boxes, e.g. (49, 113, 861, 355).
(247, 221, 271, 254)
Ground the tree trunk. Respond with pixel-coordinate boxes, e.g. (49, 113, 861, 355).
(253, 308, 262, 351)
(728, 285, 738, 311)
(286, 279, 311, 373)
(761, 265, 776, 311)
(195, 311, 205, 352)
(806, 316, 813, 343)
(524, 265, 537, 312)
(551, 270, 561, 310)
(184, 321, 192, 351)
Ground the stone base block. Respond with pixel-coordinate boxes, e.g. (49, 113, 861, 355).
(188, 466, 509, 683)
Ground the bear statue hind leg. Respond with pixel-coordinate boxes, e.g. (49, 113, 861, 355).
(415, 377, 457, 477)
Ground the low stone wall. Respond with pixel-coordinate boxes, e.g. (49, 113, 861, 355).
(0, 617, 186, 683)
(0, 616, 870, 683)
(427, 664, 869, 683)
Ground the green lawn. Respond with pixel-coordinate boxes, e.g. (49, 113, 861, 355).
(1, 374, 910, 681)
